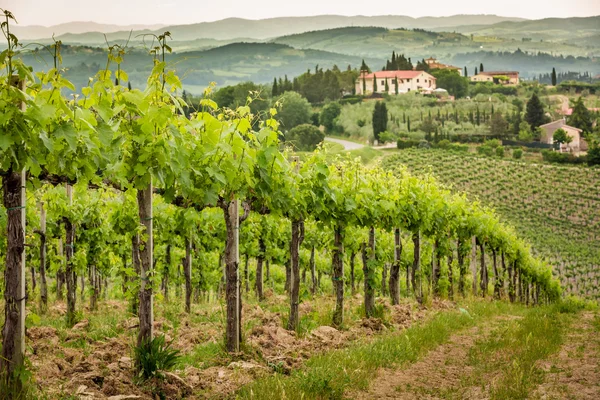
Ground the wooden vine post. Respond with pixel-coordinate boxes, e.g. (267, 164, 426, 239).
(184, 230, 192, 313)
(288, 156, 304, 332)
(137, 181, 154, 346)
(0, 77, 26, 385)
(38, 201, 48, 311)
(65, 183, 76, 326)
(389, 227, 402, 305)
(223, 197, 240, 352)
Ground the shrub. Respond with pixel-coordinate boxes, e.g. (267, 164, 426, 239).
(418, 139, 431, 149)
(513, 148, 523, 159)
(477, 145, 494, 157)
(495, 146, 505, 157)
(396, 139, 421, 149)
(319, 102, 342, 133)
(541, 150, 587, 164)
(311, 112, 320, 127)
(484, 139, 502, 149)
(378, 131, 398, 144)
(134, 335, 180, 382)
(285, 124, 325, 151)
(436, 139, 451, 149)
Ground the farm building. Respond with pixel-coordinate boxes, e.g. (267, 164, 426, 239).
(539, 119, 588, 153)
(424, 57, 463, 75)
(470, 71, 520, 85)
(355, 70, 436, 95)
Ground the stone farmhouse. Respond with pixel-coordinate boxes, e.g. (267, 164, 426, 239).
(424, 57, 463, 75)
(355, 70, 436, 95)
(471, 71, 520, 85)
(539, 119, 588, 153)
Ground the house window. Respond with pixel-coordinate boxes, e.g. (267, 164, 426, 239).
(381, 80, 385, 85)
(417, 79, 420, 83)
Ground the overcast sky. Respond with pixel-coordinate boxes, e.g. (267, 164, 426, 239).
(4, 0, 600, 26)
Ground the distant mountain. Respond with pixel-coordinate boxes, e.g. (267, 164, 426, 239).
(271, 25, 596, 60)
(433, 16, 600, 41)
(12, 22, 166, 40)
(17, 14, 526, 42)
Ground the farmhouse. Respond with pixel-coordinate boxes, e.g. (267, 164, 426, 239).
(539, 119, 588, 153)
(471, 71, 520, 85)
(424, 57, 463, 75)
(355, 70, 436, 95)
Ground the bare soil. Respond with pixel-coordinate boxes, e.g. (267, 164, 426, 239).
(532, 312, 600, 400)
(350, 314, 514, 400)
(26, 296, 452, 399)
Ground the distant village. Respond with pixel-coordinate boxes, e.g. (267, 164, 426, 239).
(355, 57, 519, 96)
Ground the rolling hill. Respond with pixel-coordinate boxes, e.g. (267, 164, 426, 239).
(271, 25, 598, 60)
(16, 14, 526, 44)
(11, 21, 165, 40)
(20, 42, 383, 94)
(435, 15, 600, 42)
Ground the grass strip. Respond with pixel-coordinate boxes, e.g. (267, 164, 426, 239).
(236, 300, 517, 400)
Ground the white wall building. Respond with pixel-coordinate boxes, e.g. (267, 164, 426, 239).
(355, 70, 437, 95)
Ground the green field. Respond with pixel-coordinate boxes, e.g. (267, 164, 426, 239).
(381, 149, 600, 300)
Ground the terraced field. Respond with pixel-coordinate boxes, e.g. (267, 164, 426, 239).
(382, 149, 600, 300)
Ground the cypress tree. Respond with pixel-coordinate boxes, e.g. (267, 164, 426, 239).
(464, 66, 468, 77)
(551, 67, 557, 86)
(403, 112, 406, 123)
(384, 78, 389, 93)
(525, 93, 546, 130)
(476, 107, 481, 125)
(394, 77, 399, 94)
(407, 116, 411, 132)
(373, 74, 378, 93)
(480, 63, 484, 73)
(475, 67, 478, 75)
(127, 82, 132, 90)
(272, 78, 279, 97)
(362, 75, 366, 94)
(372, 101, 388, 141)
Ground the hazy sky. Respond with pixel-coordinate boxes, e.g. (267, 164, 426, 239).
(4, 0, 600, 26)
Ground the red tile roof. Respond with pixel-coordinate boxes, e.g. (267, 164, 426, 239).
(360, 70, 433, 80)
(479, 71, 519, 76)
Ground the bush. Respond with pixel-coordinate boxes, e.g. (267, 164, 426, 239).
(319, 102, 342, 133)
(541, 150, 587, 164)
(513, 148, 523, 159)
(495, 146, 505, 157)
(378, 131, 398, 144)
(311, 112, 320, 127)
(418, 139, 431, 149)
(436, 139, 451, 149)
(397, 139, 421, 149)
(477, 145, 494, 157)
(134, 335, 180, 382)
(484, 139, 502, 149)
(285, 124, 325, 151)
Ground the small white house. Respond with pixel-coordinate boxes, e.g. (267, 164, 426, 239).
(539, 119, 588, 153)
(355, 70, 437, 95)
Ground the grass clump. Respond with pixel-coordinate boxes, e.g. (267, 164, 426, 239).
(133, 335, 180, 382)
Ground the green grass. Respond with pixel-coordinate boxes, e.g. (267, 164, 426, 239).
(236, 300, 517, 399)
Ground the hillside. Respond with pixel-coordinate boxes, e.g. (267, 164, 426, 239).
(382, 150, 600, 301)
(271, 25, 599, 60)
(20, 42, 383, 94)
(437, 15, 600, 42)
(16, 14, 526, 43)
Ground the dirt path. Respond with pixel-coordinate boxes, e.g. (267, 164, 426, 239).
(351, 315, 509, 400)
(324, 137, 365, 150)
(532, 311, 600, 400)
